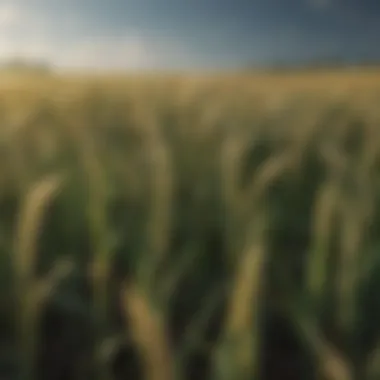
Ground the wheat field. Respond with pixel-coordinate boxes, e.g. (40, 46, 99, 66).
(1, 70, 380, 380)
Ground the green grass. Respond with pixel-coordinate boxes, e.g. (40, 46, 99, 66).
(0, 72, 380, 380)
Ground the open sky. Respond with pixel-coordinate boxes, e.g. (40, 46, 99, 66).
(0, 0, 379, 71)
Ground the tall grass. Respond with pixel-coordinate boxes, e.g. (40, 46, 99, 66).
(0, 71, 380, 380)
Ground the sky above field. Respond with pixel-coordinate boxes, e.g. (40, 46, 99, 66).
(0, 0, 379, 71)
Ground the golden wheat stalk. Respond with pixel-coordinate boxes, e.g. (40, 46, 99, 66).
(116, 112, 176, 379)
(215, 142, 293, 379)
(13, 174, 64, 380)
(212, 214, 267, 380)
(121, 282, 175, 380)
(13, 174, 63, 286)
(138, 118, 173, 291)
(335, 195, 366, 335)
(335, 159, 374, 337)
(220, 132, 248, 263)
(306, 179, 341, 308)
(243, 149, 296, 207)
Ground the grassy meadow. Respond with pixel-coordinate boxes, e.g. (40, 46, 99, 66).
(1, 70, 380, 380)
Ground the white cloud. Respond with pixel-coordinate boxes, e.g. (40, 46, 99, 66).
(57, 34, 194, 71)
(55, 35, 152, 70)
(0, 3, 22, 28)
(0, 27, 185, 71)
(0, 3, 50, 48)
(0, 4, 53, 62)
(0, 2, 191, 71)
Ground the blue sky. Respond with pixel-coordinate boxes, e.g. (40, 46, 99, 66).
(0, 0, 379, 70)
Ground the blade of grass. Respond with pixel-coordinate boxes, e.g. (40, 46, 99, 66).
(13, 174, 64, 380)
(212, 213, 268, 380)
(121, 281, 175, 380)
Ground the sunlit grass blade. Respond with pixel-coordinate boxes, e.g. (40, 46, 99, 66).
(13, 174, 64, 380)
(212, 213, 268, 380)
(121, 281, 175, 380)
(306, 179, 341, 311)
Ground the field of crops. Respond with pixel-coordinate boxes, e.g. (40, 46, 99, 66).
(1, 70, 380, 380)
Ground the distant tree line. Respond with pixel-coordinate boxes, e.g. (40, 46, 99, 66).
(0, 58, 52, 74)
